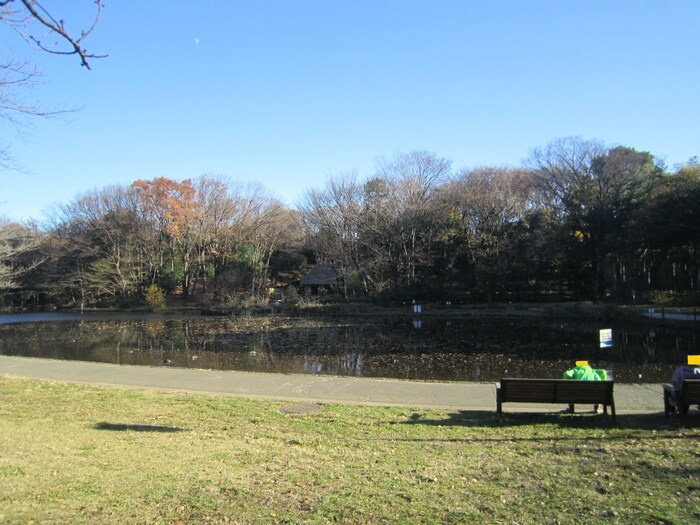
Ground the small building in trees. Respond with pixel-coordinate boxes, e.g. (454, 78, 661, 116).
(300, 264, 340, 296)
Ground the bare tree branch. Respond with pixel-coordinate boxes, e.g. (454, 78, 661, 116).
(18, 0, 106, 69)
(1, 0, 106, 69)
(0, 2, 104, 169)
(0, 59, 49, 119)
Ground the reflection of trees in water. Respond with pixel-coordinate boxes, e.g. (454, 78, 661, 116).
(613, 325, 698, 367)
(303, 353, 364, 376)
(2, 315, 698, 382)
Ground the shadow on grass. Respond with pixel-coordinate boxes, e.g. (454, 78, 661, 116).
(402, 410, 700, 432)
(94, 422, 188, 433)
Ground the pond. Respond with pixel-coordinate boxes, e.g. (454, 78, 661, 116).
(0, 312, 697, 383)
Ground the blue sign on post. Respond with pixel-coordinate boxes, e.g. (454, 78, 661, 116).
(599, 328, 613, 348)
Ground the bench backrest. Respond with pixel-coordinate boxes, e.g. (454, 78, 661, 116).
(499, 378, 614, 404)
(680, 379, 700, 404)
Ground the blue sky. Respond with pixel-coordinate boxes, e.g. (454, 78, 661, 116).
(1, 1, 698, 222)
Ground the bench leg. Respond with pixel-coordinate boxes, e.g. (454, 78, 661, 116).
(610, 398, 616, 424)
(663, 384, 675, 418)
(496, 387, 502, 414)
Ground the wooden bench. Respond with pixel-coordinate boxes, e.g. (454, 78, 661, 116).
(663, 380, 700, 418)
(496, 378, 616, 422)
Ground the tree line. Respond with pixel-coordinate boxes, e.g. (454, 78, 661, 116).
(1, 137, 699, 309)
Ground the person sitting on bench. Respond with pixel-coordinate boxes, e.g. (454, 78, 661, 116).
(562, 363, 607, 413)
(666, 364, 700, 413)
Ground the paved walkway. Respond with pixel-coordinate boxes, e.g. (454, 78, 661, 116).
(0, 355, 665, 414)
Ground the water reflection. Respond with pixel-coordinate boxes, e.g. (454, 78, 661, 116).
(0, 313, 697, 383)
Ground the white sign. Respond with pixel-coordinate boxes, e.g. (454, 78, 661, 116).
(599, 328, 613, 348)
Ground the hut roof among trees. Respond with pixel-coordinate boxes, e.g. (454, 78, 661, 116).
(300, 264, 339, 286)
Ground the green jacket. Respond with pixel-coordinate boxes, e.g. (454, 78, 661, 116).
(562, 365, 606, 381)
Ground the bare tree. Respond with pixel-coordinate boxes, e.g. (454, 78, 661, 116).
(0, 218, 44, 290)
(49, 185, 151, 299)
(527, 136, 606, 219)
(235, 185, 295, 299)
(372, 151, 451, 285)
(448, 167, 534, 302)
(299, 171, 363, 298)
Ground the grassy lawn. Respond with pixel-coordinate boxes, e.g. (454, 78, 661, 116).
(1, 377, 699, 524)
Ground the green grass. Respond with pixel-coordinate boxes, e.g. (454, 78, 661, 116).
(1, 377, 699, 524)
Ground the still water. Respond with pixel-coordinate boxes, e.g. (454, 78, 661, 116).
(0, 312, 697, 383)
